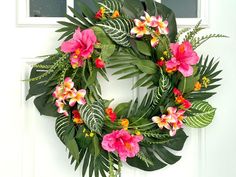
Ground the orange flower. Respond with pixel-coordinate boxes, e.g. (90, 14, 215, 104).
(121, 118, 129, 130)
(105, 108, 117, 122)
(95, 7, 105, 19)
(72, 110, 83, 124)
(112, 10, 120, 18)
(175, 95, 185, 104)
(166, 67, 177, 73)
(194, 81, 202, 91)
(105, 108, 113, 115)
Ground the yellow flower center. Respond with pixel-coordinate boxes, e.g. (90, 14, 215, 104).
(75, 49, 81, 55)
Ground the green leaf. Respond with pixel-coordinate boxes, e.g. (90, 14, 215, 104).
(96, 18, 134, 47)
(114, 101, 132, 118)
(101, 44, 116, 60)
(91, 26, 113, 45)
(152, 69, 172, 109)
(98, 0, 123, 13)
(78, 100, 105, 134)
(184, 101, 216, 128)
(76, 0, 96, 24)
(55, 116, 69, 143)
(178, 74, 200, 94)
(135, 60, 157, 74)
(86, 69, 97, 87)
(34, 94, 59, 117)
(65, 138, 80, 162)
(154, 145, 181, 164)
(135, 40, 151, 56)
(127, 147, 167, 171)
(93, 135, 100, 158)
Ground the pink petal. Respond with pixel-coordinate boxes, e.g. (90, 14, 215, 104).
(169, 129, 176, 136)
(72, 27, 82, 41)
(82, 29, 97, 44)
(170, 43, 180, 56)
(61, 39, 79, 53)
(166, 58, 179, 69)
(167, 107, 177, 114)
(77, 97, 86, 105)
(69, 99, 76, 107)
(78, 89, 86, 97)
(178, 63, 193, 77)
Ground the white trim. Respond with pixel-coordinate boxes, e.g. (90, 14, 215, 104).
(159, 0, 209, 28)
(17, 0, 208, 27)
(16, 0, 71, 26)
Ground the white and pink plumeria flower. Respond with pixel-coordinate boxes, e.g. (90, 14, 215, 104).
(52, 77, 87, 116)
(152, 107, 186, 137)
(131, 11, 169, 48)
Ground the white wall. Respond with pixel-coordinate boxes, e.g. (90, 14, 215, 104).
(0, 0, 236, 177)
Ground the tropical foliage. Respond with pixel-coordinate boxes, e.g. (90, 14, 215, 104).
(26, 0, 225, 177)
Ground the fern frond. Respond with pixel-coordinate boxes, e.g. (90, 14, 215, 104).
(176, 27, 191, 42)
(26, 54, 68, 82)
(136, 152, 154, 167)
(192, 34, 228, 49)
(142, 130, 169, 139)
(32, 64, 53, 69)
(183, 20, 204, 41)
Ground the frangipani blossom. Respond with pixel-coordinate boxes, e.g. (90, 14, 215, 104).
(55, 100, 68, 116)
(140, 11, 157, 27)
(166, 41, 199, 77)
(152, 115, 172, 130)
(69, 89, 86, 106)
(101, 129, 143, 161)
(61, 28, 97, 68)
(152, 107, 186, 136)
(53, 77, 76, 100)
(151, 35, 159, 47)
(156, 16, 169, 35)
(131, 19, 150, 38)
(53, 77, 87, 116)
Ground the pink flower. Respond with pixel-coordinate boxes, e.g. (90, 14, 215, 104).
(101, 129, 143, 161)
(166, 41, 199, 77)
(61, 28, 97, 68)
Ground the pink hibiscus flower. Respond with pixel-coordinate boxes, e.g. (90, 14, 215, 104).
(101, 129, 143, 161)
(166, 41, 199, 77)
(61, 28, 97, 68)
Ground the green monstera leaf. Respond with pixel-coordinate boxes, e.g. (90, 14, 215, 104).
(184, 101, 216, 128)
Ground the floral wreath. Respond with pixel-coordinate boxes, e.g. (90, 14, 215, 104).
(26, 0, 226, 176)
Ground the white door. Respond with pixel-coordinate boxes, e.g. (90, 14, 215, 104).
(0, 0, 236, 177)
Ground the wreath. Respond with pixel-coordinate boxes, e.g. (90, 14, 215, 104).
(26, 0, 226, 176)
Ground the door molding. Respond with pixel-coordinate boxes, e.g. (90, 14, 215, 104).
(16, 0, 209, 27)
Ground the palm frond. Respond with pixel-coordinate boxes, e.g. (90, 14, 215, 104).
(187, 55, 222, 101)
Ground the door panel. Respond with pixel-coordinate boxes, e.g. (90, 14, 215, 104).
(4, 0, 236, 177)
